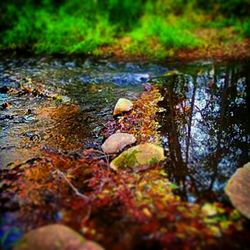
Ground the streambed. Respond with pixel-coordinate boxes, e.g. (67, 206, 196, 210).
(0, 56, 249, 249)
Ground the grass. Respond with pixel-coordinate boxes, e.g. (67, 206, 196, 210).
(0, 0, 249, 58)
(1, 4, 116, 53)
(124, 15, 202, 58)
(241, 18, 250, 38)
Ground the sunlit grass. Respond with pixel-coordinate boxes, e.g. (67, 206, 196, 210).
(124, 15, 203, 58)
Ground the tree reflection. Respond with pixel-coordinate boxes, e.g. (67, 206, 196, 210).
(158, 62, 250, 201)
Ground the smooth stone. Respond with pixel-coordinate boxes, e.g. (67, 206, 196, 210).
(14, 224, 104, 250)
(225, 162, 250, 219)
(83, 241, 104, 250)
(113, 98, 133, 116)
(101, 132, 136, 154)
(110, 143, 165, 170)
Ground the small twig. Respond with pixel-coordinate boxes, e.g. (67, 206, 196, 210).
(56, 169, 90, 202)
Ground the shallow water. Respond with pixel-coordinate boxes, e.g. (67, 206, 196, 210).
(0, 56, 249, 249)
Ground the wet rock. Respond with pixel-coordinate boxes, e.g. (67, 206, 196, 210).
(110, 143, 165, 170)
(14, 224, 104, 250)
(113, 98, 133, 116)
(101, 132, 136, 154)
(225, 162, 250, 219)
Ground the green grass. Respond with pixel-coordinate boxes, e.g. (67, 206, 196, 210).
(0, 0, 249, 57)
(1, 2, 117, 53)
(241, 18, 250, 38)
(125, 15, 202, 58)
(34, 14, 115, 53)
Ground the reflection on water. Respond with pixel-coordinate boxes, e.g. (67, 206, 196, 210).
(156, 62, 250, 201)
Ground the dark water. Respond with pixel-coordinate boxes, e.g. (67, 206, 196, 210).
(0, 57, 249, 249)
(154, 62, 250, 202)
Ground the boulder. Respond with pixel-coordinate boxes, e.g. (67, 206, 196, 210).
(14, 224, 104, 250)
(225, 162, 250, 219)
(110, 143, 165, 170)
(113, 98, 133, 116)
(101, 132, 136, 154)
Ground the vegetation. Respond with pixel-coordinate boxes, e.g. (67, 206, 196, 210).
(0, 0, 250, 57)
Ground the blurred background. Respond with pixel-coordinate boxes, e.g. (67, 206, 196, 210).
(0, 0, 250, 57)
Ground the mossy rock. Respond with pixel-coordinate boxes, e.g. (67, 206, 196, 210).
(14, 224, 104, 250)
(110, 143, 165, 170)
(225, 162, 250, 219)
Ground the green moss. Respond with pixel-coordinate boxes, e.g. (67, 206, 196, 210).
(110, 143, 165, 170)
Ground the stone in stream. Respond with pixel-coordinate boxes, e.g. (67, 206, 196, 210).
(110, 143, 165, 170)
(102, 132, 136, 154)
(14, 224, 104, 250)
(225, 162, 250, 219)
(113, 98, 133, 116)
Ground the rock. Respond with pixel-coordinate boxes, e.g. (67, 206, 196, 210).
(225, 162, 250, 219)
(110, 143, 165, 170)
(113, 98, 133, 116)
(83, 241, 104, 250)
(101, 132, 136, 154)
(14, 224, 104, 250)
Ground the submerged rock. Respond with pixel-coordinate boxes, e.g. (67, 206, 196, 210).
(110, 143, 165, 170)
(102, 132, 136, 154)
(225, 162, 250, 219)
(113, 98, 133, 116)
(14, 224, 104, 250)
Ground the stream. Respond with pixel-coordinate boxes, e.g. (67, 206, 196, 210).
(0, 56, 249, 249)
